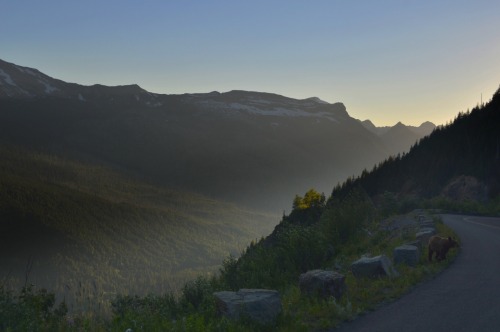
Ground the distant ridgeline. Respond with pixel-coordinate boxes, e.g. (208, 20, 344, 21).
(332, 87, 500, 206)
(0, 58, 435, 211)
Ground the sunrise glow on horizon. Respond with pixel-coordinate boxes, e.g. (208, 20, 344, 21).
(2, 0, 500, 126)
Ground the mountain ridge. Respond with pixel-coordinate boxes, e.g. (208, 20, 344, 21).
(0, 58, 435, 210)
(361, 119, 436, 137)
(0, 58, 432, 129)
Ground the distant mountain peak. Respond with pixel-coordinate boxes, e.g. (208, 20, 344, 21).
(0, 59, 161, 105)
(420, 121, 434, 126)
(393, 121, 406, 127)
(418, 121, 436, 130)
(0, 59, 63, 98)
(362, 119, 375, 126)
(88, 83, 147, 93)
(305, 96, 329, 104)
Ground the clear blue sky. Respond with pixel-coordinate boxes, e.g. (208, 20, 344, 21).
(2, 0, 499, 126)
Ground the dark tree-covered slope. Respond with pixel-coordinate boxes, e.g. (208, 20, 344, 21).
(333, 86, 500, 202)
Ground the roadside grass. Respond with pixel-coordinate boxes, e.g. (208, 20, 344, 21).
(277, 215, 460, 331)
(0, 213, 461, 331)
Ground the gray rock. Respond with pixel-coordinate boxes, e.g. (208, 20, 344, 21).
(393, 244, 420, 267)
(213, 289, 282, 324)
(405, 240, 423, 251)
(416, 228, 436, 245)
(351, 255, 399, 278)
(419, 221, 435, 228)
(419, 227, 436, 233)
(299, 270, 346, 300)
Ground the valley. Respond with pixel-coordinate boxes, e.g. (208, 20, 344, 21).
(0, 144, 276, 311)
(0, 59, 435, 211)
(0, 59, 437, 299)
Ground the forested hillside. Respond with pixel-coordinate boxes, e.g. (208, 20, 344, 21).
(0, 144, 276, 311)
(333, 86, 500, 203)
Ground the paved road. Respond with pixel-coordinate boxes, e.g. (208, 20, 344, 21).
(335, 214, 500, 332)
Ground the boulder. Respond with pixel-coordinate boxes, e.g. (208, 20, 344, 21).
(405, 240, 423, 251)
(416, 228, 436, 245)
(419, 227, 436, 233)
(213, 289, 282, 324)
(351, 255, 399, 278)
(299, 270, 346, 300)
(393, 244, 420, 267)
(419, 221, 435, 228)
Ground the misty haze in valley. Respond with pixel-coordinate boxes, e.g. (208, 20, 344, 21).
(0, 59, 436, 302)
(0, 59, 435, 212)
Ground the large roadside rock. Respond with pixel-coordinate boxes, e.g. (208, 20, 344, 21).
(416, 228, 436, 245)
(213, 289, 282, 324)
(405, 240, 423, 251)
(420, 220, 435, 229)
(299, 270, 346, 300)
(351, 255, 399, 278)
(394, 244, 420, 267)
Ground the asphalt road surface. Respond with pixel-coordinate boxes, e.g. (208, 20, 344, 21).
(334, 214, 500, 332)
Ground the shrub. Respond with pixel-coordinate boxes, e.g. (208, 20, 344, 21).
(0, 285, 67, 331)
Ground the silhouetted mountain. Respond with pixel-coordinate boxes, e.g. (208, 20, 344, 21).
(411, 121, 436, 136)
(361, 119, 435, 137)
(361, 119, 436, 155)
(335, 87, 500, 202)
(0, 58, 431, 210)
(360, 119, 376, 132)
(379, 122, 421, 156)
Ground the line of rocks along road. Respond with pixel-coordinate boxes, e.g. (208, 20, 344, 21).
(333, 214, 500, 332)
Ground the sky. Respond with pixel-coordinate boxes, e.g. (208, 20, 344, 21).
(1, 0, 500, 126)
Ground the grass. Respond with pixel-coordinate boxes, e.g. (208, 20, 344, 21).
(0, 212, 461, 331)
(275, 215, 460, 331)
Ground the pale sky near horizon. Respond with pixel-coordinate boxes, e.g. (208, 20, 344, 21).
(2, 0, 499, 126)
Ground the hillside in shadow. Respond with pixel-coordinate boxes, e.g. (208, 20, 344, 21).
(0, 144, 276, 310)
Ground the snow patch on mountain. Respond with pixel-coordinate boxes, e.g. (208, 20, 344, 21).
(26, 68, 38, 77)
(196, 99, 339, 122)
(307, 97, 329, 105)
(0, 69, 16, 86)
(38, 79, 58, 94)
(17, 66, 38, 77)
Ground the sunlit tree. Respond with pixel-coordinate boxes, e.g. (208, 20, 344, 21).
(292, 189, 325, 211)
